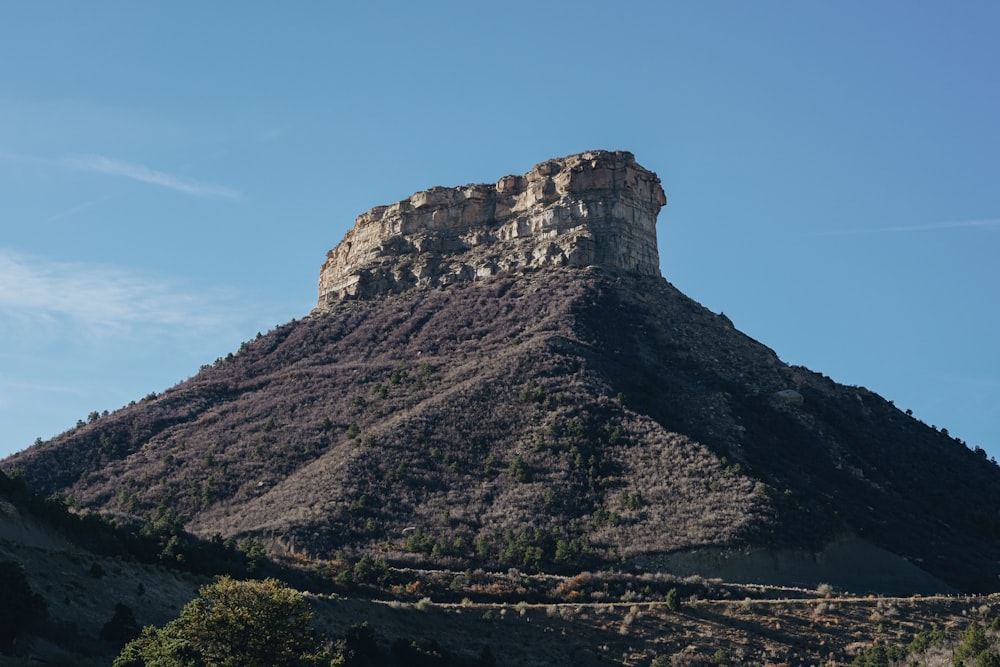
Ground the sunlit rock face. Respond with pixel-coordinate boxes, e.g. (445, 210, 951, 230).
(317, 150, 666, 305)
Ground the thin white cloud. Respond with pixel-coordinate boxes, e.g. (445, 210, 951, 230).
(44, 199, 103, 224)
(60, 153, 243, 199)
(0, 248, 233, 338)
(813, 219, 1000, 236)
(0, 150, 242, 200)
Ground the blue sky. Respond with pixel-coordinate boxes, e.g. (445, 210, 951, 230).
(1, 2, 997, 460)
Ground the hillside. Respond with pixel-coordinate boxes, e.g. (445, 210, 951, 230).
(5, 267, 998, 593)
(6, 455, 1000, 667)
(4, 150, 999, 595)
(0, 482, 1000, 667)
(0, 486, 211, 664)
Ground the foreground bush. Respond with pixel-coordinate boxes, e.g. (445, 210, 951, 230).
(114, 576, 334, 666)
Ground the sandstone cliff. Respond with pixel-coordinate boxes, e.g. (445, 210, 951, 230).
(317, 150, 666, 305)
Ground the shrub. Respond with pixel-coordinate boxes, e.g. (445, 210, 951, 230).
(101, 603, 141, 645)
(238, 536, 268, 577)
(665, 587, 681, 612)
(508, 455, 530, 483)
(391, 638, 447, 666)
(955, 622, 990, 666)
(851, 644, 888, 667)
(977, 653, 1000, 667)
(0, 560, 47, 654)
(910, 625, 947, 654)
(337, 622, 379, 666)
(114, 577, 332, 666)
(351, 554, 391, 585)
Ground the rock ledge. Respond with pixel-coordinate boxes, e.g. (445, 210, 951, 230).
(317, 150, 666, 305)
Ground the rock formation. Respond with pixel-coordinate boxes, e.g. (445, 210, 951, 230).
(317, 150, 666, 305)
(12, 148, 1000, 595)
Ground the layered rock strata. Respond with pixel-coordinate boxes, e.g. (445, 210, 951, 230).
(317, 150, 666, 305)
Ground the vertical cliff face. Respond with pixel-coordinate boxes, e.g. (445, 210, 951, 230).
(317, 150, 666, 306)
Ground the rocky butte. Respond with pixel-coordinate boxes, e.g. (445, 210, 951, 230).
(7, 148, 1000, 598)
(317, 150, 666, 305)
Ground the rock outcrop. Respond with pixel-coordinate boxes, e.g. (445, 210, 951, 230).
(317, 150, 666, 305)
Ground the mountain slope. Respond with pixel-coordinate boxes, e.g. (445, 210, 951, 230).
(5, 267, 999, 592)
